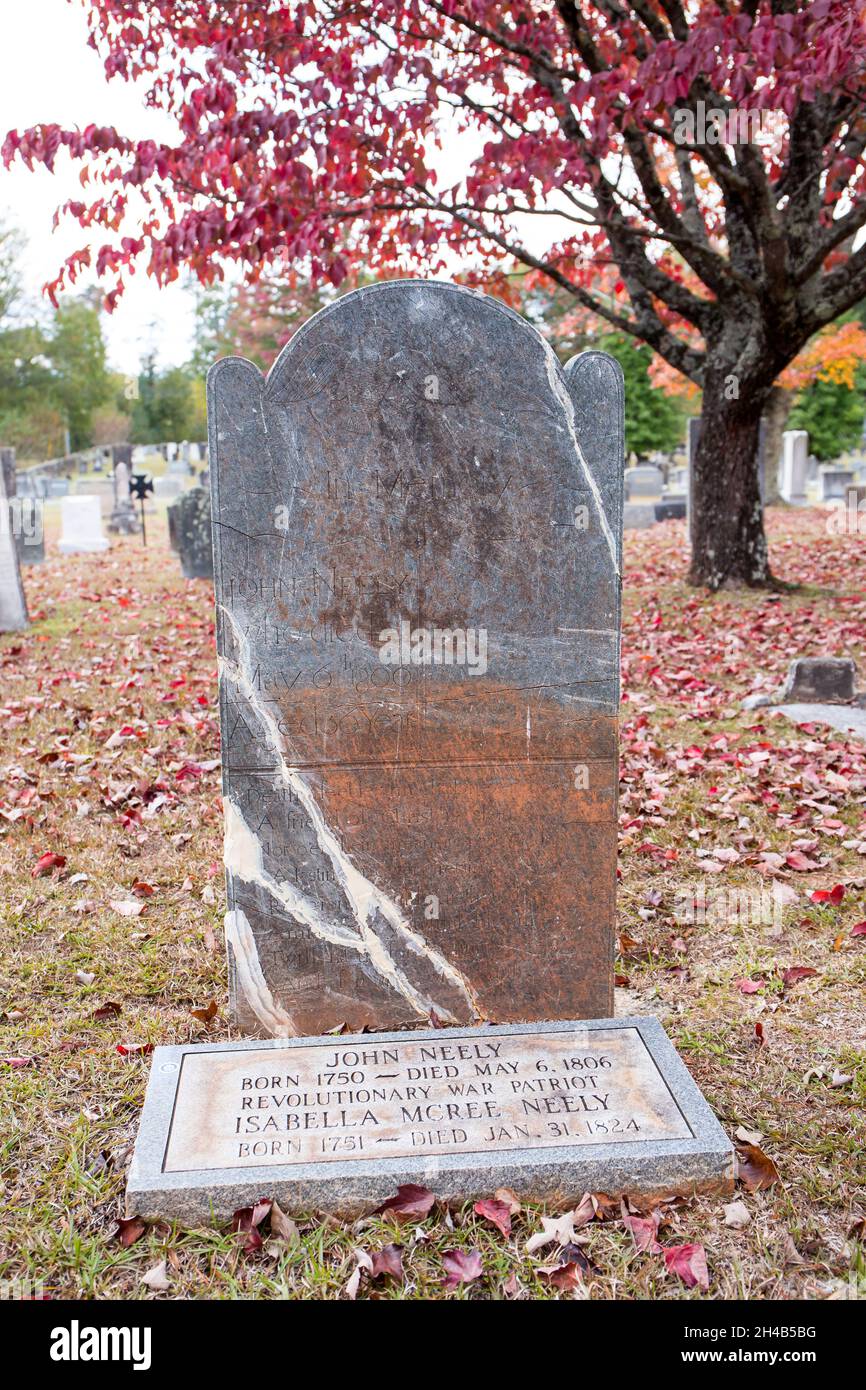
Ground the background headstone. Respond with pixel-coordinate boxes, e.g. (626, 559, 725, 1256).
(167, 486, 213, 579)
(779, 430, 809, 504)
(0, 463, 28, 632)
(58, 495, 110, 554)
(208, 280, 624, 1037)
(1, 446, 44, 565)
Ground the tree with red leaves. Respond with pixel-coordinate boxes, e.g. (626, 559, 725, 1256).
(5, 0, 866, 588)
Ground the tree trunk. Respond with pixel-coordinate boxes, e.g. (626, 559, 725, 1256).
(761, 385, 793, 507)
(688, 371, 771, 589)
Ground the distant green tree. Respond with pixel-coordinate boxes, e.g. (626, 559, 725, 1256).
(47, 294, 113, 450)
(598, 333, 684, 459)
(788, 369, 866, 461)
(130, 352, 201, 443)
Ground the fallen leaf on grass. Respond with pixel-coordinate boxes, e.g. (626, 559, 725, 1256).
(441, 1249, 483, 1288)
(132, 881, 156, 898)
(92, 1001, 122, 1020)
(785, 852, 820, 872)
(810, 885, 845, 905)
(735, 1125, 763, 1145)
(526, 1210, 583, 1254)
(232, 1198, 272, 1254)
(663, 1243, 709, 1290)
(623, 1212, 662, 1253)
(375, 1184, 436, 1222)
(723, 1201, 751, 1229)
(116, 1042, 153, 1057)
(735, 977, 765, 994)
(781, 965, 818, 990)
(2, 1056, 33, 1068)
(851, 922, 866, 938)
(847, 1215, 866, 1242)
(494, 1187, 522, 1215)
(268, 1200, 299, 1246)
(115, 1216, 147, 1247)
(736, 1142, 780, 1191)
(75, 970, 95, 986)
(370, 1244, 404, 1281)
(32, 851, 66, 878)
(473, 1198, 512, 1238)
(190, 1000, 219, 1025)
(140, 1261, 170, 1292)
(110, 898, 146, 918)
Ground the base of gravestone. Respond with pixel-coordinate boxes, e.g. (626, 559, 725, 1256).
(126, 1016, 733, 1222)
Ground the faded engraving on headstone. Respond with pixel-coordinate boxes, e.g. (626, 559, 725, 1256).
(126, 1017, 734, 1219)
(208, 281, 623, 1036)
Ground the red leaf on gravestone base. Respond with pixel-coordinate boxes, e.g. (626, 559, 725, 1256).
(664, 1243, 709, 1290)
(115, 1216, 147, 1248)
(623, 1212, 662, 1253)
(375, 1184, 436, 1221)
(473, 1198, 512, 1238)
(441, 1249, 483, 1288)
(232, 1198, 272, 1254)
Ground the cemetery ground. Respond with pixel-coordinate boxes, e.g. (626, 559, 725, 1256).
(1, 507, 865, 1302)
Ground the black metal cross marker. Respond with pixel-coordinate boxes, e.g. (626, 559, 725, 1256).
(129, 472, 154, 546)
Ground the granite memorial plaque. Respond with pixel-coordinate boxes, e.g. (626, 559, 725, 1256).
(208, 280, 623, 1036)
(126, 1016, 733, 1220)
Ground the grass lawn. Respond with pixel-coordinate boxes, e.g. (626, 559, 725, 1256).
(1, 507, 864, 1301)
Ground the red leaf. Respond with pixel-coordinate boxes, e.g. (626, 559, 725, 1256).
(375, 1184, 436, 1221)
(441, 1249, 483, 1288)
(232, 1198, 272, 1254)
(32, 851, 66, 878)
(664, 1243, 709, 1290)
(735, 977, 765, 994)
(851, 922, 866, 937)
(781, 965, 818, 990)
(132, 881, 156, 898)
(810, 884, 844, 905)
(116, 1042, 153, 1057)
(473, 1198, 512, 1238)
(623, 1212, 662, 1253)
(92, 1001, 122, 1020)
(115, 1216, 147, 1247)
(2, 1056, 33, 1068)
(785, 852, 820, 872)
(370, 1244, 403, 1281)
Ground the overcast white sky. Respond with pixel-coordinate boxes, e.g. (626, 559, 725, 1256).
(0, 0, 195, 376)
(0, 0, 571, 379)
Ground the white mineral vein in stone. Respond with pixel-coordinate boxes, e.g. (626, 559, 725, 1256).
(218, 604, 476, 1023)
(224, 906, 297, 1036)
(542, 342, 620, 577)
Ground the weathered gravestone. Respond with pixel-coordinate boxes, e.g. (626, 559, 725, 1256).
(208, 281, 624, 1037)
(127, 1016, 733, 1219)
(167, 486, 213, 579)
(1, 445, 44, 565)
(0, 463, 28, 633)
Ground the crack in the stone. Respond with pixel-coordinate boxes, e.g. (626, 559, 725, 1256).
(542, 341, 620, 578)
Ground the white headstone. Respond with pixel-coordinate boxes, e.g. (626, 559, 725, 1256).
(779, 430, 809, 504)
(58, 495, 110, 554)
(0, 466, 28, 632)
